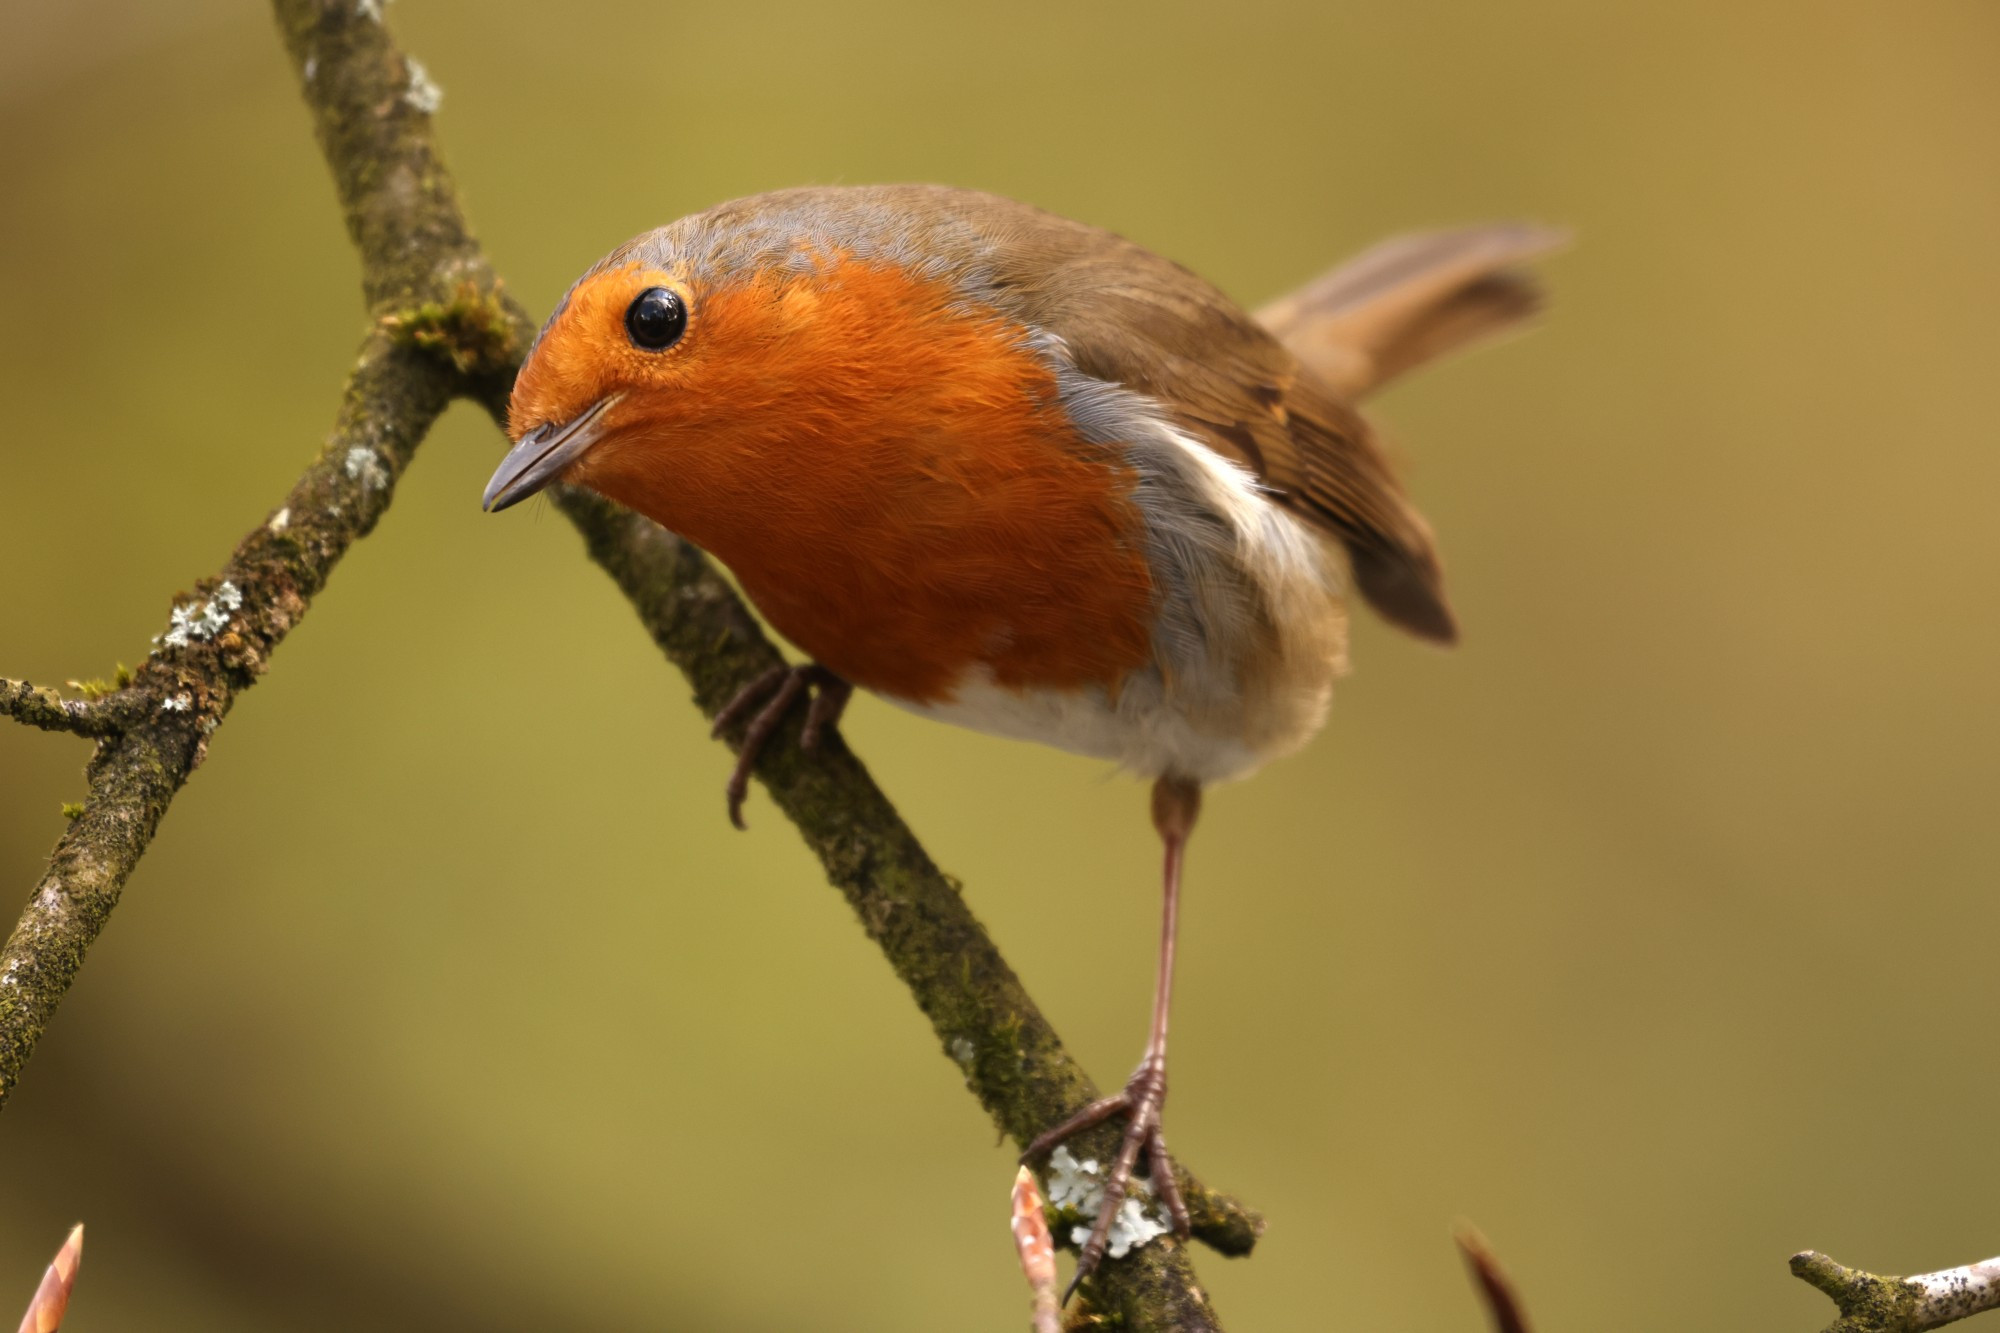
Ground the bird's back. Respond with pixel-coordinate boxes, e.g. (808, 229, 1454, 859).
(638, 185, 1460, 639)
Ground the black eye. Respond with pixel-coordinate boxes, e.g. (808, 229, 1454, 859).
(624, 286, 687, 350)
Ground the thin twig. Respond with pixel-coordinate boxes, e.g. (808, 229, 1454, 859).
(0, 681, 144, 739)
(1455, 1226, 1532, 1333)
(14, 1223, 82, 1333)
(1013, 1167, 1063, 1333)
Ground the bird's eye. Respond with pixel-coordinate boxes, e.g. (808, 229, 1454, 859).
(624, 287, 687, 351)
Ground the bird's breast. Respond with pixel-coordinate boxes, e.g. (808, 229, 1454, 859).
(587, 262, 1166, 703)
(718, 441, 1161, 705)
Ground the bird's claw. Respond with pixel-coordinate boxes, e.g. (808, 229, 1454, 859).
(1022, 1055, 1189, 1300)
(711, 663, 850, 829)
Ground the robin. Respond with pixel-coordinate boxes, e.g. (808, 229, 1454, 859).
(483, 184, 1558, 1289)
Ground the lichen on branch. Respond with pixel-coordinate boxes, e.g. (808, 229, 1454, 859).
(1, 0, 532, 1115)
(1794, 1250, 2000, 1333)
(0, 332, 455, 1109)
(0, 679, 144, 738)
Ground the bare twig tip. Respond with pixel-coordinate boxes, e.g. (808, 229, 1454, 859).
(1794, 1250, 1839, 1283)
(1011, 1168, 1061, 1333)
(16, 1222, 84, 1333)
(1455, 1224, 1532, 1333)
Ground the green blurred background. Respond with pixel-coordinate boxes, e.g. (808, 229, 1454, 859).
(3, 2, 1997, 1328)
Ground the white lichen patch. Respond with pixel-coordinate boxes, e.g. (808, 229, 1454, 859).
(1045, 1146, 1171, 1260)
(160, 693, 193, 714)
(161, 582, 243, 649)
(949, 1037, 976, 1067)
(344, 445, 390, 490)
(268, 507, 290, 532)
(403, 57, 443, 114)
(355, 0, 388, 20)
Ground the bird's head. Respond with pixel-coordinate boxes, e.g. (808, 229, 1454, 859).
(481, 200, 1039, 531)
(481, 251, 708, 515)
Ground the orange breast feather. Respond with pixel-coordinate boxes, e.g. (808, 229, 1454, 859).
(574, 259, 1158, 703)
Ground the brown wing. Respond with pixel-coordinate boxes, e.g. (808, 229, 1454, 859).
(968, 200, 1460, 644)
(1245, 374, 1457, 644)
(1256, 224, 1568, 399)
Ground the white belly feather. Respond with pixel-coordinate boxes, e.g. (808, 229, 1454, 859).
(883, 396, 1349, 785)
(883, 666, 1267, 784)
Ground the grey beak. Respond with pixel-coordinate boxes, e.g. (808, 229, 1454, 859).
(481, 395, 621, 513)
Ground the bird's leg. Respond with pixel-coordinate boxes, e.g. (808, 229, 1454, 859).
(710, 663, 851, 829)
(1023, 775, 1201, 1297)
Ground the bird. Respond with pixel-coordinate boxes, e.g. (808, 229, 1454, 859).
(481, 184, 1559, 1290)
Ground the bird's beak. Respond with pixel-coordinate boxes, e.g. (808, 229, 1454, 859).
(481, 394, 622, 513)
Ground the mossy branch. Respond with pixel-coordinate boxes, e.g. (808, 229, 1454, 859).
(0, 0, 529, 1116)
(0, 329, 475, 1109)
(0, 680, 146, 738)
(1794, 1251, 2000, 1332)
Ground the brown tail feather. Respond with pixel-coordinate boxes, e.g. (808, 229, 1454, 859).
(1257, 223, 1567, 399)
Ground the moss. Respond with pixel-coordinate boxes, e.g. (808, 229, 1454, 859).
(59, 803, 84, 821)
(1065, 1297, 1125, 1330)
(1792, 1251, 1935, 1332)
(67, 665, 131, 700)
(380, 280, 523, 377)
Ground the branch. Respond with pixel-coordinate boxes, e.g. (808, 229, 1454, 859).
(0, 330, 488, 1108)
(0, 680, 145, 739)
(0, 5, 526, 1113)
(1794, 1251, 2000, 1332)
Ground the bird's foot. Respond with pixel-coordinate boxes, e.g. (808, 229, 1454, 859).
(710, 663, 851, 829)
(1022, 1054, 1190, 1298)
